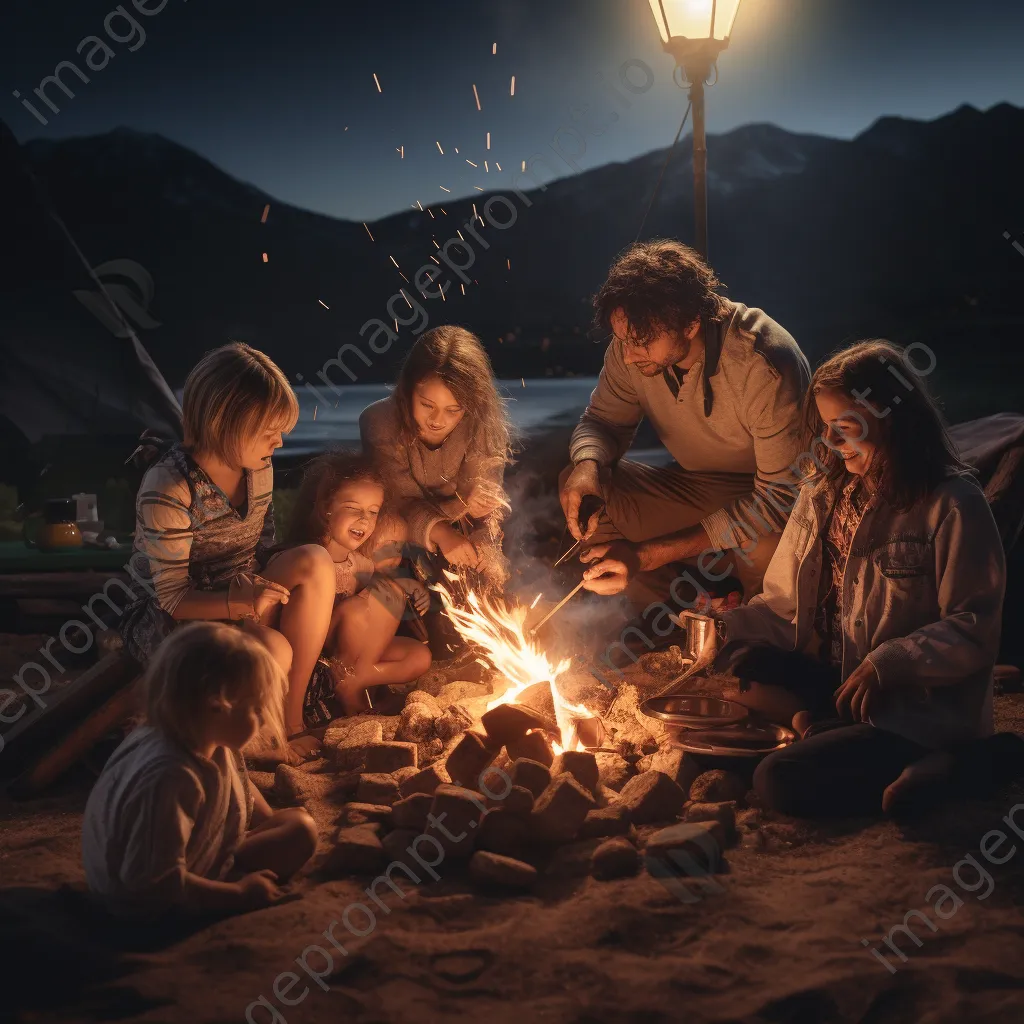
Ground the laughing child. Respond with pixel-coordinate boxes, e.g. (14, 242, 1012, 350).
(277, 449, 432, 718)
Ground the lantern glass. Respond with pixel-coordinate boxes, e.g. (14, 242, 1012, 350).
(647, 0, 742, 44)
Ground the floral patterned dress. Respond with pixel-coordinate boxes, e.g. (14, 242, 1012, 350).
(815, 474, 871, 667)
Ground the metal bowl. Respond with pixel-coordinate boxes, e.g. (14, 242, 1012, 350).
(672, 720, 796, 758)
(640, 695, 748, 729)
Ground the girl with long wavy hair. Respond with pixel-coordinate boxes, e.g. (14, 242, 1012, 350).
(359, 325, 514, 588)
(704, 339, 1022, 816)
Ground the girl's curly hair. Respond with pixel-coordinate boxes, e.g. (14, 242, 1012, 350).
(286, 448, 385, 546)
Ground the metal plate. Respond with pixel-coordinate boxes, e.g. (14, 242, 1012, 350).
(640, 695, 748, 729)
(672, 720, 796, 758)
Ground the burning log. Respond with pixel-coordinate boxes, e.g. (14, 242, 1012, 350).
(480, 703, 552, 747)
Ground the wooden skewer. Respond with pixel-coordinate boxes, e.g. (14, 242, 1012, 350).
(529, 579, 586, 634)
(553, 538, 582, 568)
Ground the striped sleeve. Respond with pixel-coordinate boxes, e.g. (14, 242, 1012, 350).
(137, 464, 194, 614)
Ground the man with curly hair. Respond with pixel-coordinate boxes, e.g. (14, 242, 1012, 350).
(559, 239, 810, 603)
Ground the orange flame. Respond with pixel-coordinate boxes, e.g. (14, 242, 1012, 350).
(434, 575, 595, 751)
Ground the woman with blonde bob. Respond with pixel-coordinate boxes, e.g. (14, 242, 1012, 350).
(83, 622, 317, 917)
(121, 342, 337, 760)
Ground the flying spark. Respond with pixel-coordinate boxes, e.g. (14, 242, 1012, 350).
(416, 200, 423, 211)
(521, 160, 526, 171)
(318, 299, 330, 309)
(363, 222, 375, 241)
(472, 83, 481, 110)
(440, 185, 451, 192)
(313, 406, 318, 421)
(474, 186, 484, 191)
(436, 140, 444, 154)
(260, 204, 270, 223)
(484, 160, 489, 172)
(486, 131, 491, 150)
(466, 159, 478, 167)
(492, 42, 497, 55)
(262, 252, 268, 263)
(495, 162, 502, 171)
(530, 592, 543, 609)
(373, 73, 382, 92)
(389, 255, 400, 268)
(510, 76, 515, 96)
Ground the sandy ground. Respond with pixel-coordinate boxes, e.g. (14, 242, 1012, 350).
(2, 634, 1023, 1024)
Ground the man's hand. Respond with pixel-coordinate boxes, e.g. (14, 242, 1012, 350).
(834, 660, 881, 722)
(432, 522, 480, 568)
(559, 461, 604, 541)
(580, 541, 642, 596)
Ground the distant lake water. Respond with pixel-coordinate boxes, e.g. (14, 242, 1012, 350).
(286, 377, 601, 456)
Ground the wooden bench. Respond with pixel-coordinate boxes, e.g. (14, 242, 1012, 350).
(4, 650, 140, 799)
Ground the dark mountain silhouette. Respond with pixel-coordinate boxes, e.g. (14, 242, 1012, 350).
(8, 102, 1024, 418)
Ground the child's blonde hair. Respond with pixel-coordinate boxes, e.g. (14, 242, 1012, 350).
(144, 622, 287, 752)
(182, 342, 299, 465)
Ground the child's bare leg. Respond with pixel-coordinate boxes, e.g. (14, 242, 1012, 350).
(328, 588, 431, 714)
(242, 622, 293, 678)
(233, 807, 318, 880)
(260, 545, 337, 734)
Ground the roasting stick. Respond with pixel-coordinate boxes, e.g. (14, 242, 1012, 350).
(554, 494, 606, 568)
(552, 538, 582, 568)
(529, 579, 586, 634)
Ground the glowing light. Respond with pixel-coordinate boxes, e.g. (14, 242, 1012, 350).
(433, 580, 595, 751)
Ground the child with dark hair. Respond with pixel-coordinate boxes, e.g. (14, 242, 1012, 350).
(699, 339, 1022, 817)
(359, 325, 513, 587)
(270, 449, 431, 719)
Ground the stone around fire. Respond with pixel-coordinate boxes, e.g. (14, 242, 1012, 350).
(617, 771, 687, 825)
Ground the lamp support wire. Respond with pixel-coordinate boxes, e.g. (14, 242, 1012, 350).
(635, 100, 693, 242)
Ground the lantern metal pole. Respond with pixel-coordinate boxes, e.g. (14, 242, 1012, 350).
(689, 74, 709, 259)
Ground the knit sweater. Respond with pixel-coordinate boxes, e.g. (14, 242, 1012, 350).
(569, 301, 810, 551)
(359, 396, 507, 549)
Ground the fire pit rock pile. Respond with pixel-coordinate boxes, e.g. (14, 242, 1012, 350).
(266, 679, 761, 891)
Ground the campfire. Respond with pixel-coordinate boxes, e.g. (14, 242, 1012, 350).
(261, 573, 753, 894)
(433, 571, 599, 754)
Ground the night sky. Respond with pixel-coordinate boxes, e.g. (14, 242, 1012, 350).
(6, 0, 1024, 221)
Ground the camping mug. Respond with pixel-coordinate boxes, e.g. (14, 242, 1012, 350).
(23, 498, 83, 551)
